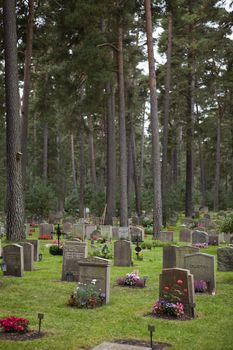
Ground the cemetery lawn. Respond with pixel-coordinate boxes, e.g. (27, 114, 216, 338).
(0, 234, 233, 350)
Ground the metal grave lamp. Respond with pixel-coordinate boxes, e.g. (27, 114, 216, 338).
(37, 312, 44, 334)
(148, 324, 155, 348)
(56, 223, 62, 248)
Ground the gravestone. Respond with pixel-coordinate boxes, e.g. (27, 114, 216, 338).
(129, 226, 144, 242)
(0, 239, 2, 257)
(112, 227, 119, 240)
(179, 228, 192, 242)
(208, 234, 219, 245)
(39, 223, 54, 236)
(114, 240, 132, 266)
(163, 245, 199, 269)
(192, 230, 208, 244)
(118, 227, 129, 240)
(19, 242, 34, 271)
(62, 241, 88, 281)
(85, 225, 97, 239)
(99, 225, 112, 240)
(159, 268, 195, 317)
(223, 233, 233, 244)
(217, 247, 233, 271)
(78, 257, 111, 304)
(62, 222, 73, 235)
(24, 223, 30, 236)
(158, 231, 174, 242)
(198, 218, 211, 228)
(184, 253, 216, 294)
(25, 240, 40, 261)
(72, 224, 86, 240)
(3, 244, 24, 277)
(131, 216, 140, 226)
(112, 217, 119, 226)
(182, 217, 193, 226)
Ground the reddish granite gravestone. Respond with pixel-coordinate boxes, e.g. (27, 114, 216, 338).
(3, 244, 24, 277)
(159, 268, 195, 317)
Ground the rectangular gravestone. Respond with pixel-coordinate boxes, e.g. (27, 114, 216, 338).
(118, 227, 129, 240)
(179, 227, 192, 242)
(3, 244, 24, 277)
(217, 247, 233, 271)
(62, 222, 73, 235)
(114, 240, 132, 266)
(39, 223, 54, 236)
(71, 224, 86, 240)
(24, 224, 30, 236)
(129, 226, 144, 242)
(78, 257, 111, 304)
(85, 225, 97, 239)
(112, 227, 119, 240)
(208, 234, 219, 245)
(99, 225, 112, 240)
(184, 253, 216, 294)
(25, 240, 39, 261)
(159, 268, 195, 317)
(182, 217, 193, 226)
(192, 230, 208, 244)
(19, 242, 34, 271)
(223, 233, 233, 244)
(198, 218, 211, 228)
(158, 231, 173, 242)
(163, 245, 199, 269)
(62, 241, 88, 281)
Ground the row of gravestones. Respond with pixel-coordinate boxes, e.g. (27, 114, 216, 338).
(2, 240, 39, 277)
(29, 222, 145, 242)
(180, 228, 233, 245)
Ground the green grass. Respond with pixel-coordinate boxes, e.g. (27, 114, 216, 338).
(0, 233, 233, 350)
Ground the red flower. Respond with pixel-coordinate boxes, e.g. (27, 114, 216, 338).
(183, 288, 188, 293)
(177, 279, 183, 285)
(163, 286, 170, 292)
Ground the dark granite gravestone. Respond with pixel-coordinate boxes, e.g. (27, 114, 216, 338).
(114, 240, 132, 266)
(3, 244, 24, 277)
(62, 241, 88, 281)
(217, 247, 233, 271)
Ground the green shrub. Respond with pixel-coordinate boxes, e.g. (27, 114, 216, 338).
(220, 213, 233, 234)
(144, 226, 153, 235)
(141, 241, 152, 250)
(49, 245, 63, 255)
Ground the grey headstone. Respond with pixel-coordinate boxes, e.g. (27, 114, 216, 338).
(78, 257, 111, 304)
(158, 231, 174, 242)
(19, 242, 34, 271)
(72, 224, 86, 240)
(192, 230, 208, 244)
(118, 227, 129, 240)
(39, 223, 54, 236)
(62, 222, 73, 234)
(163, 245, 199, 269)
(114, 240, 132, 267)
(62, 241, 88, 281)
(3, 244, 24, 277)
(99, 225, 112, 240)
(184, 253, 216, 294)
(217, 247, 233, 271)
(25, 240, 40, 261)
(179, 228, 192, 242)
(129, 226, 144, 242)
(85, 225, 97, 239)
(112, 227, 119, 240)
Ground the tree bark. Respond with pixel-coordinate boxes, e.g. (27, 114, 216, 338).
(144, 0, 162, 238)
(79, 121, 85, 218)
(88, 115, 97, 192)
(43, 122, 48, 182)
(117, 17, 128, 226)
(213, 105, 222, 211)
(161, 12, 172, 225)
(139, 114, 145, 196)
(21, 0, 34, 185)
(105, 83, 116, 225)
(70, 133, 77, 190)
(3, 0, 25, 241)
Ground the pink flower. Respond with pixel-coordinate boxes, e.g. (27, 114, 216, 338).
(177, 279, 183, 285)
(163, 286, 170, 292)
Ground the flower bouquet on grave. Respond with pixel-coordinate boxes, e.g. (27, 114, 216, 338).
(117, 271, 147, 288)
(194, 279, 208, 293)
(0, 316, 29, 334)
(152, 279, 186, 318)
(68, 279, 106, 309)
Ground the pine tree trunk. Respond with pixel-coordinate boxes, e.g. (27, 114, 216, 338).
(213, 106, 222, 211)
(144, 0, 162, 238)
(43, 122, 48, 182)
(88, 115, 97, 192)
(139, 114, 145, 196)
(70, 133, 77, 190)
(130, 113, 141, 216)
(105, 83, 116, 225)
(21, 0, 34, 185)
(3, 0, 25, 241)
(56, 133, 65, 213)
(162, 12, 172, 225)
(117, 18, 128, 227)
(79, 122, 85, 218)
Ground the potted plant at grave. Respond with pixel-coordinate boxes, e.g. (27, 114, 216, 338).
(152, 279, 186, 318)
(117, 271, 147, 288)
(68, 279, 106, 308)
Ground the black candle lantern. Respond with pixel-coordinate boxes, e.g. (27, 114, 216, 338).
(56, 224, 62, 248)
(148, 324, 155, 348)
(37, 313, 44, 334)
